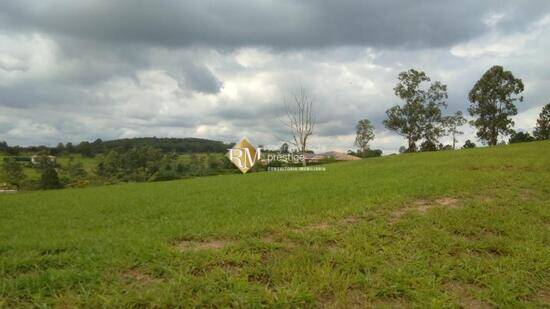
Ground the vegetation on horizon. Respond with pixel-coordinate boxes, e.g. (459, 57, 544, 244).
(2, 66, 549, 191)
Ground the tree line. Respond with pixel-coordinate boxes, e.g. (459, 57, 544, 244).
(352, 65, 549, 153)
(0, 148, 239, 191)
(0, 137, 233, 157)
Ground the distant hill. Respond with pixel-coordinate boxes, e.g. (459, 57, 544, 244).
(1, 137, 235, 156)
(95, 137, 234, 154)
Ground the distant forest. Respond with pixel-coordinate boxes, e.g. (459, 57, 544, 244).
(0, 137, 235, 157)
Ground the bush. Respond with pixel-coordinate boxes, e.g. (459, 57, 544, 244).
(358, 149, 383, 158)
(40, 167, 62, 190)
(509, 131, 535, 144)
(463, 140, 476, 149)
(1, 158, 26, 188)
(420, 140, 437, 152)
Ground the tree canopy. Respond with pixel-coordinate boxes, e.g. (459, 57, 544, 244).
(533, 103, 550, 140)
(468, 65, 524, 145)
(354, 119, 375, 152)
(384, 69, 448, 151)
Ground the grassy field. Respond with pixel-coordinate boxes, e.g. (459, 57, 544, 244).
(1, 142, 549, 307)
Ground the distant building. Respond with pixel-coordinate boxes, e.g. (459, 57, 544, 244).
(304, 151, 361, 163)
(31, 155, 56, 165)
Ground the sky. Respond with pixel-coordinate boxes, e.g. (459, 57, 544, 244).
(0, 0, 549, 153)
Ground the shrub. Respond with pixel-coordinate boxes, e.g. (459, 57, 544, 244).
(509, 131, 535, 144)
(420, 140, 437, 152)
(1, 158, 26, 188)
(463, 140, 476, 149)
(40, 167, 62, 190)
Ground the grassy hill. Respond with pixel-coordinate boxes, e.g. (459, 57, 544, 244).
(1, 142, 549, 307)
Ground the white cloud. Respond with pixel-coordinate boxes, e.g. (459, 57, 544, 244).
(0, 33, 58, 86)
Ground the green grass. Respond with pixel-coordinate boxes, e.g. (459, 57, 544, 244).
(1, 142, 549, 307)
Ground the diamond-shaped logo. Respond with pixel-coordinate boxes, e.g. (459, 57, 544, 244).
(228, 137, 261, 174)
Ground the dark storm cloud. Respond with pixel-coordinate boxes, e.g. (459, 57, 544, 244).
(177, 65, 223, 94)
(1, 0, 548, 49)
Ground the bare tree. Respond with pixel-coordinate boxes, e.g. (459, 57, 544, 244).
(282, 88, 316, 166)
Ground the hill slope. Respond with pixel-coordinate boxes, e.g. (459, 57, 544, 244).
(1, 142, 549, 307)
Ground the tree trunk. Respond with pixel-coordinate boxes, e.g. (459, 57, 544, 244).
(452, 132, 456, 149)
(490, 127, 498, 146)
(408, 139, 416, 152)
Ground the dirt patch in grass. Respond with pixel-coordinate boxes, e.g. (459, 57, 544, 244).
(310, 222, 331, 230)
(177, 239, 229, 252)
(289, 222, 332, 234)
(436, 197, 460, 207)
(532, 289, 550, 305)
(519, 188, 536, 201)
(260, 233, 297, 250)
(390, 197, 462, 223)
(444, 282, 491, 309)
(337, 216, 360, 225)
(121, 268, 161, 286)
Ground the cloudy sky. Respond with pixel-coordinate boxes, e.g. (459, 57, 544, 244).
(1, 0, 549, 153)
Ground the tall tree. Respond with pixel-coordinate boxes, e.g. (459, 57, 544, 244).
(384, 69, 448, 151)
(56, 142, 65, 154)
(0, 141, 8, 153)
(533, 103, 550, 140)
(282, 88, 316, 166)
(443, 111, 467, 149)
(468, 65, 524, 145)
(354, 119, 375, 153)
(1, 158, 26, 188)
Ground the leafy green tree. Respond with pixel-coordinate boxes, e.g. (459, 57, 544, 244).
(95, 146, 163, 182)
(468, 65, 524, 145)
(65, 142, 74, 153)
(509, 131, 535, 144)
(65, 157, 88, 180)
(207, 154, 223, 173)
(443, 111, 467, 149)
(354, 119, 375, 152)
(361, 149, 383, 158)
(420, 140, 437, 152)
(533, 103, 550, 140)
(56, 143, 65, 154)
(384, 69, 448, 151)
(0, 141, 8, 153)
(463, 140, 476, 149)
(78, 141, 94, 157)
(1, 158, 26, 188)
(40, 167, 62, 189)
